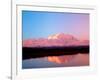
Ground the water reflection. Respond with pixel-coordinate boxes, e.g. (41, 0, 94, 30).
(47, 55, 74, 64)
(22, 53, 89, 69)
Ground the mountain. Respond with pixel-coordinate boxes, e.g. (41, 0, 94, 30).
(23, 33, 89, 47)
(48, 33, 77, 40)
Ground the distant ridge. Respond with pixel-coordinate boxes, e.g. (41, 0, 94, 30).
(23, 45, 89, 59)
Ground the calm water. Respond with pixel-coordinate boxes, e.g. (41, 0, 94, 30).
(22, 53, 89, 69)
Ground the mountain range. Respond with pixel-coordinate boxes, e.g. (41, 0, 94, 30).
(23, 33, 89, 47)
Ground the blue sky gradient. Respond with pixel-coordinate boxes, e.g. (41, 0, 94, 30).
(22, 11, 89, 40)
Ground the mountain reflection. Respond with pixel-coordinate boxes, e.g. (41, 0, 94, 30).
(22, 53, 89, 69)
(47, 55, 75, 64)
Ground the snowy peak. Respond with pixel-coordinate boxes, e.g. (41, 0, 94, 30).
(48, 33, 77, 41)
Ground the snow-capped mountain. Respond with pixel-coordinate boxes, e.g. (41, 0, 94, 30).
(48, 33, 77, 40)
(23, 33, 89, 47)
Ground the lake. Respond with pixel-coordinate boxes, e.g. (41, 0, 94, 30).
(22, 53, 89, 69)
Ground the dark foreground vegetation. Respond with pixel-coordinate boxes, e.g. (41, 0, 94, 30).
(22, 46, 89, 60)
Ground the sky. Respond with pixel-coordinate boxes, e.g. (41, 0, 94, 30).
(22, 11, 89, 40)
